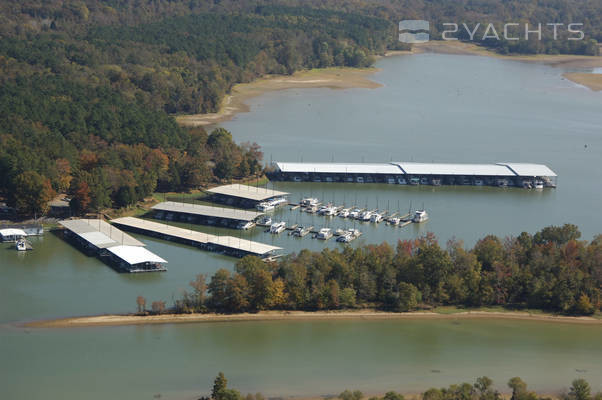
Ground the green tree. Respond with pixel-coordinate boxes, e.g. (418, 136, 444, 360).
(397, 282, 420, 312)
(11, 170, 55, 215)
(212, 372, 228, 400)
(568, 379, 591, 400)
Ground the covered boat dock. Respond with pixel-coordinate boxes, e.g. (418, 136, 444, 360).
(152, 201, 263, 229)
(271, 161, 557, 187)
(58, 219, 167, 272)
(111, 217, 282, 259)
(205, 183, 289, 208)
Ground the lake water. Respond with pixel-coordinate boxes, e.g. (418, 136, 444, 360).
(1, 53, 601, 399)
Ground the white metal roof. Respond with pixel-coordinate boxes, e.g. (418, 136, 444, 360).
(0, 228, 27, 237)
(276, 162, 402, 175)
(393, 162, 516, 176)
(210, 235, 281, 255)
(206, 184, 289, 201)
(275, 161, 556, 178)
(152, 201, 263, 222)
(111, 217, 281, 256)
(59, 219, 145, 248)
(106, 245, 167, 265)
(111, 217, 215, 244)
(497, 163, 557, 177)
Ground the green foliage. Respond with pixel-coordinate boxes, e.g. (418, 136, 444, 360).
(340, 390, 364, 400)
(180, 225, 600, 317)
(568, 379, 592, 400)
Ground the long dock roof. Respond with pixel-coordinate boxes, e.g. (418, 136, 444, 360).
(275, 161, 557, 177)
(59, 219, 145, 248)
(206, 184, 289, 201)
(111, 217, 281, 256)
(152, 201, 263, 222)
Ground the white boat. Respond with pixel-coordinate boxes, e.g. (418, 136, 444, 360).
(370, 213, 383, 223)
(269, 221, 286, 234)
(334, 228, 345, 236)
(347, 228, 362, 237)
(388, 217, 401, 226)
(269, 197, 288, 207)
(16, 239, 28, 251)
(409, 177, 420, 185)
(356, 176, 364, 183)
(322, 206, 337, 216)
(432, 178, 442, 186)
(397, 178, 407, 185)
(534, 180, 544, 189)
(387, 178, 396, 184)
(237, 221, 255, 230)
(305, 204, 318, 213)
(412, 210, 429, 223)
(475, 179, 484, 186)
(336, 232, 354, 243)
(360, 211, 372, 221)
(349, 209, 361, 219)
(256, 202, 275, 212)
(300, 197, 319, 207)
(338, 208, 350, 218)
(316, 228, 333, 240)
(293, 176, 303, 182)
(325, 177, 334, 182)
(257, 215, 273, 226)
(292, 226, 311, 237)
(345, 176, 354, 182)
(497, 179, 508, 188)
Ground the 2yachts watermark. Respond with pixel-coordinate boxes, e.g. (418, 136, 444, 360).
(399, 20, 585, 44)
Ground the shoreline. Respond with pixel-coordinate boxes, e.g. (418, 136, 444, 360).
(414, 41, 602, 90)
(176, 67, 383, 127)
(25, 309, 601, 329)
(175, 43, 602, 128)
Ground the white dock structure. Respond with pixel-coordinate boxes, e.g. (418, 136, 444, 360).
(205, 183, 289, 208)
(111, 217, 282, 259)
(270, 162, 557, 188)
(58, 219, 167, 272)
(152, 201, 263, 229)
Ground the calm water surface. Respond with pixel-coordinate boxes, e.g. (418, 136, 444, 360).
(1, 53, 601, 399)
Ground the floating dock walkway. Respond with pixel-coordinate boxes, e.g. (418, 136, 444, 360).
(111, 217, 281, 259)
(58, 219, 167, 273)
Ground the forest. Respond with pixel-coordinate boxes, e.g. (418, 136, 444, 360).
(134, 224, 602, 317)
(206, 372, 601, 400)
(1, 0, 600, 215)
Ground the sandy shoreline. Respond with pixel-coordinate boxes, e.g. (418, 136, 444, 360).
(563, 72, 602, 91)
(415, 41, 602, 90)
(25, 309, 601, 329)
(176, 67, 383, 127)
(176, 43, 601, 127)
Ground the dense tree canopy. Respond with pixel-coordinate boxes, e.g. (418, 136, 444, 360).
(170, 225, 601, 317)
(1, 1, 599, 214)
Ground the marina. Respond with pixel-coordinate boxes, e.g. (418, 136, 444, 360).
(58, 219, 167, 273)
(152, 201, 263, 229)
(269, 162, 557, 188)
(205, 183, 289, 208)
(110, 217, 282, 259)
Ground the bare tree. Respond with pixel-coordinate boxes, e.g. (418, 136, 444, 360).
(136, 295, 146, 314)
